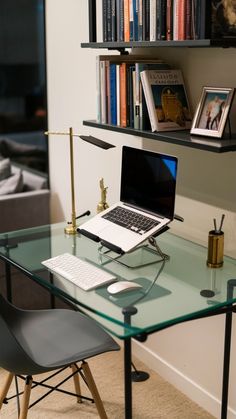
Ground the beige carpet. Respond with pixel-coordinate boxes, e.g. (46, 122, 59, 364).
(0, 350, 215, 419)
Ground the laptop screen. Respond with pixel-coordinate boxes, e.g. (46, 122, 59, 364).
(120, 146, 178, 220)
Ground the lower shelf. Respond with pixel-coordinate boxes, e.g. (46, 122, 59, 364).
(83, 120, 236, 153)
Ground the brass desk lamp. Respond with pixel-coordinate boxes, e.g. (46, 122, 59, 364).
(45, 127, 115, 235)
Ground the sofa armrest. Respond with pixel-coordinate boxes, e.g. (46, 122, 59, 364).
(0, 189, 50, 233)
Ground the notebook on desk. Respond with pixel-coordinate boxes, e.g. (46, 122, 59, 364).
(78, 146, 178, 254)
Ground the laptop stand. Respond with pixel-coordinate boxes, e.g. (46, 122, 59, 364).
(98, 234, 170, 269)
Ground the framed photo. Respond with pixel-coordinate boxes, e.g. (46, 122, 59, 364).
(190, 87, 235, 138)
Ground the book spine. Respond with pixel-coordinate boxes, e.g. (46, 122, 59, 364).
(150, 0, 157, 41)
(138, 0, 143, 40)
(119, 0, 125, 41)
(132, 69, 138, 129)
(177, 0, 186, 40)
(102, 0, 108, 41)
(185, 0, 192, 39)
(100, 60, 107, 124)
(128, 70, 134, 128)
(107, 0, 112, 41)
(173, 0, 179, 40)
(124, 0, 130, 41)
(199, 0, 211, 39)
(120, 63, 127, 127)
(143, 0, 150, 40)
(111, 0, 117, 41)
(133, 0, 139, 40)
(110, 63, 117, 125)
(166, 0, 173, 40)
(116, 64, 121, 125)
(96, 56, 101, 123)
(160, 0, 166, 40)
(134, 63, 140, 129)
(140, 71, 158, 132)
(157, 0, 167, 40)
(129, 0, 134, 40)
(105, 61, 111, 124)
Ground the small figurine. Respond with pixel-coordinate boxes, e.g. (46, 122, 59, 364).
(97, 178, 109, 213)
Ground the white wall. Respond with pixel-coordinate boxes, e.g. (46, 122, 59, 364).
(45, 1, 236, 417)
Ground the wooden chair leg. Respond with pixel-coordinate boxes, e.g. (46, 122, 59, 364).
(19, 376, 33, 419)
(81, 361, 108, 419)
(0, 371, 14, 410)
(71, 364, 82, 403)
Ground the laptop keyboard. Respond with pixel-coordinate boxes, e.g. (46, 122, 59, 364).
(102, 206, 160, 235)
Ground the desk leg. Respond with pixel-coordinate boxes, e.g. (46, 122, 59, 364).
(221, 279, 236, 419)
(124, 337, 132, 419)
(5, 262, 12, 302)
(221, 310, 232, 419)
(122, 307, 138, 419)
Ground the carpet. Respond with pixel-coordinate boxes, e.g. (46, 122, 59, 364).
(0, 350, 215, 418)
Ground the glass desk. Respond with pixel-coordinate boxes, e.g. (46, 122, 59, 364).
(0, 222, 236, 419)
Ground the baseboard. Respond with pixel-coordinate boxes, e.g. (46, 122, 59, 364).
(132, 340, 236, 419)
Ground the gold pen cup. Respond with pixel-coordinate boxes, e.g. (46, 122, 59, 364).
(207, 230, 224, 268)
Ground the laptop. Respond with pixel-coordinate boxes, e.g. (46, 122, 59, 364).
(78, 146, 178, 254)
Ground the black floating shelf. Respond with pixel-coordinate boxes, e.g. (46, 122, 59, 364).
(83, 120, 236, 153)
(81, 39, 236, 49)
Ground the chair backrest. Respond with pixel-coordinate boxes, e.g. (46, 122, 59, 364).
(0, 295, 42, 375)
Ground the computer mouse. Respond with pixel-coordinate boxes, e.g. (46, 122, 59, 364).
(107, 281, 142, 295)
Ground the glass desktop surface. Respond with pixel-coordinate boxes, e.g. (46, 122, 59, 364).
(0, 222, 236, 339)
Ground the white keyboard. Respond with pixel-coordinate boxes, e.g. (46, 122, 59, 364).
(42, 253, 116, 291)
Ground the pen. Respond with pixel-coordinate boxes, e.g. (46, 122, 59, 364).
(219, 214, 225, 233)
(213, 218, 217, 233)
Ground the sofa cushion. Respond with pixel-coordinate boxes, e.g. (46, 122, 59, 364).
(0, 171, 23, 195)
(0, 158, 11, 181)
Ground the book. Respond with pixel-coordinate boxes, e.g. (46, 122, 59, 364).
(100, 60, 107, 124)
(166, 0, 173, 40)
(111, 0, 117, 41)
(156, 0, 167, 40)
(143, 0, 150, 40)
(117, 0, 125, 41)
(124, 0, 130, 41)
(192, 0, 211, 40)
(135, 60, 170, 130)
(110, 63, 117, 125)
(133, 0, 139, 40)
(102, 0, 108, 41)
(120, 62, 128, 127)
(150, 0, 157, 41)
(140, 68, 192, 132)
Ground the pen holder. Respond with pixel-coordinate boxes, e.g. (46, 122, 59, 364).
(207, 230, 224, 268)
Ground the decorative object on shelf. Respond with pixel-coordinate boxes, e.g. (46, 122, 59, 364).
(45, 128, 115, 235)
(97, 177, 109, 213)
(207, 214, 225, 268)
(140, 68, 192, 132)
(190, 86, 235, 138)
(212, 0, 236, 38)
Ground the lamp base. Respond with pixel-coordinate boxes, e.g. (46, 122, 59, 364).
(64, 224, 77, 235)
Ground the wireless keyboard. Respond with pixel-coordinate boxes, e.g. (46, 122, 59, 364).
(42, 253, 116, 291)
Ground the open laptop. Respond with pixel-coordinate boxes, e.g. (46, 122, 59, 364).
(78, 146, 178, 254)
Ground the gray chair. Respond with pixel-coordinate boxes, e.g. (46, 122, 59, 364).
(0, 295, 120, 418)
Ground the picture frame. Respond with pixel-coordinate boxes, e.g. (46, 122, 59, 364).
(190, 87, 235, 138)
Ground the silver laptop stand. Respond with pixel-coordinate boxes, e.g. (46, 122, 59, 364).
(98, 236, 170, 269)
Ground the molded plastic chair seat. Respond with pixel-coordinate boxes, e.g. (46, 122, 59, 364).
(0, 295, 120, 418)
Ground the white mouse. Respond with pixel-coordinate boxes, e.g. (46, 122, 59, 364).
(107, 281, 142, 295)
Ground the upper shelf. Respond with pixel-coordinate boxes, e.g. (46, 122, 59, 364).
(83, 120, 236, 153)
(81, 39, 236, 50)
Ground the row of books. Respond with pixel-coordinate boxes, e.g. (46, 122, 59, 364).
(96, 55, 192, 132)
(102, 0, 211, 43)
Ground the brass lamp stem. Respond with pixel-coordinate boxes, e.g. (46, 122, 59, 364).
(45, 127, 78, 235)
(65, 127, 77, 234)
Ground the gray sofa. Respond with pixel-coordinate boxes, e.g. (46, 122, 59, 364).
(0, 162, 50, 233)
